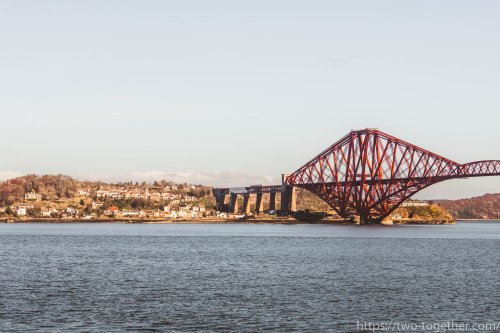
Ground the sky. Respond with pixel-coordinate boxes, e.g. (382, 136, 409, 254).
(0, 0, 499, 199)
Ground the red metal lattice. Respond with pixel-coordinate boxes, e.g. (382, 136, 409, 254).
(286, 129, 500, 222)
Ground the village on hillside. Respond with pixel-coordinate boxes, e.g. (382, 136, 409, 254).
(0, 175, 222, 220)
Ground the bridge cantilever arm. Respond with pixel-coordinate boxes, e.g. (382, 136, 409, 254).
(458, 160, 500, 177)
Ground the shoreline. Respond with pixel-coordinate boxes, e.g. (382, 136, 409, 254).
(456, 218, 500, 221)
(2, 217, 497, 224)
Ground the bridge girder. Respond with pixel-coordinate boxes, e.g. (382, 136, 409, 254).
(286, 129, 500, 222)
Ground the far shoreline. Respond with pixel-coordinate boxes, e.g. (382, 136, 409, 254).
(2, 217, 497, 225)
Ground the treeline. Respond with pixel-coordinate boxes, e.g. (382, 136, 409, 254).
(0, 174, 78, 206)
(98, 196, 216, 211)
(99, 198, 164, 210)
(435, 193, 500, 219)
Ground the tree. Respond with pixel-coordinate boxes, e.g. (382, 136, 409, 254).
(27, 208, 38, 217)
(131, 198, 146, 209)
(84, 205, 92, 215)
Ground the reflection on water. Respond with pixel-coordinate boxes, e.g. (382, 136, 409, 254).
(0, 222, 498, 332)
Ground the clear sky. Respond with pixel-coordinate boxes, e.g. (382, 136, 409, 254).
(1, 0, 499, 199)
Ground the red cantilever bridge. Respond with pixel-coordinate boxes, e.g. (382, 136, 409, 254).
(213, 129, 500, 223)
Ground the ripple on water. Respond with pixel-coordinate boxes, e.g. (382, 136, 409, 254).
(0, 223, 498, 332)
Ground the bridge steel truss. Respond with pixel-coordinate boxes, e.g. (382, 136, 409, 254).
(285, 129, 500, 223)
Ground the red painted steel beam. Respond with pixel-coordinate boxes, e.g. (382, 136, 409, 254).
(286, 129, 500, 222)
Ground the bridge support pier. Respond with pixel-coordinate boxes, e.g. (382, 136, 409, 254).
(281, 186, 296, 214)
(213, 189, 228, 212)
(255, 193, 264, 213)
(281, 174, 296, 214)
(219, 195, 227, 212)
(269, 192, 277, 211)
(229, 193, 239, 213)
(243, 194, 251, 215)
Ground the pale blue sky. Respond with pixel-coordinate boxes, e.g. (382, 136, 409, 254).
(1, 0, 499, 199)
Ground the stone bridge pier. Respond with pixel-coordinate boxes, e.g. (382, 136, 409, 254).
(212, 174, 296, 215)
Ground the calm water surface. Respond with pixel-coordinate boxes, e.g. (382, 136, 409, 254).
(0, 222, 498, 332)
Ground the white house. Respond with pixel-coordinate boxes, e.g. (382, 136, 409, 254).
(66, 207, 78, 216)
(41, 208, 58, 217)
(401, 200, 429, 207)
(92, 202, 103, 210)
(24, 191, 42, 202)
(122, 210, 140, 216)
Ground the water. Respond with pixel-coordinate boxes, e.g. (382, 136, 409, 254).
(0, 222, 498, 332)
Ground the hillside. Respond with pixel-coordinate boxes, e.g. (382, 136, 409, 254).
(435, 193, 500, 219)
(0, 174, 213, 212)
(296, 190, 500, 220)
(392, 204, 455, 222)
(0, 174, 78, 206)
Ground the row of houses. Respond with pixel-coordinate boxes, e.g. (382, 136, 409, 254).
(95, 190, 181, 201)
(22, 185, 205, 206)
(12, 205, 76, 217)
(9, 203, 208, 219)
(22, 189, 186, 202)
(90, 189, 199, 202)
(101, 204, 208, 219)
(78, 184, 185, 196)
